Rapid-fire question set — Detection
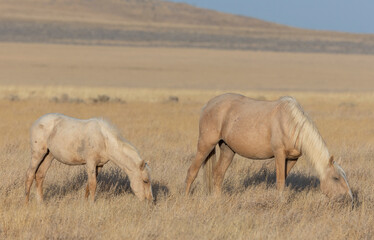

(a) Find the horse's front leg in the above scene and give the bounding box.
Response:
[86,162,98,202]
[85,166,102,199]
[274,150,286,191]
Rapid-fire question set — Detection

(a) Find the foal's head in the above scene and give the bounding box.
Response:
[130,161,154,202]
[320,156,353,201]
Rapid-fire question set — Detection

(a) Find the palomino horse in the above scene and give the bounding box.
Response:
[185,93,352,201]
[25,113,153,203]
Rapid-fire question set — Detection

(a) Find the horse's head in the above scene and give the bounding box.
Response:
[320,156,353,201]
[130,161,154,202]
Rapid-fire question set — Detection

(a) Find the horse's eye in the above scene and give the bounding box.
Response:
[333,177,339,181]
[143,180,149,184]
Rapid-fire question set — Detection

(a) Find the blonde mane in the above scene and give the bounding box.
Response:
[280,97,330,177]
[96,118,128,144]
[96,118,142,164]
[96,118,124,141]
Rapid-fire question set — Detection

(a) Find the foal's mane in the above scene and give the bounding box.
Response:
[279,97,330,177]
[97,118,123,140]
[96,118,136,150]
[95,118,144,169]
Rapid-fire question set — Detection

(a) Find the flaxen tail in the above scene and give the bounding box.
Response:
[203,146,216,193]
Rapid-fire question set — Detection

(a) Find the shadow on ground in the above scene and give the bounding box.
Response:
[242,167,320,192]
[351,190,361,208]
[152,181,170,202]
[44,170,88,201]
[43,168,169,202]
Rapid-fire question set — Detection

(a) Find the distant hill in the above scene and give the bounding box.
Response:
[0,0,373,54]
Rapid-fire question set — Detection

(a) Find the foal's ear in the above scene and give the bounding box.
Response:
[329,156,335,166]
[140,161,146,170]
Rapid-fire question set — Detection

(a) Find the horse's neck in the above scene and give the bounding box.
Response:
[299,126,330,178]
[283,98,331,178]
[107,140,141,174]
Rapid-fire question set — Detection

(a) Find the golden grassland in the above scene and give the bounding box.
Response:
[0,89,374,239]
[0,42,374,239]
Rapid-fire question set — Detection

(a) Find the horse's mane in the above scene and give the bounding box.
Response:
[96,118,123,139]
[96,118,138,152]
[279,96,330,177]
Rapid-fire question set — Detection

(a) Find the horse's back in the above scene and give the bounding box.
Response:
[32,113,61,127]
[201,93,279,127]
[199,94,292,159]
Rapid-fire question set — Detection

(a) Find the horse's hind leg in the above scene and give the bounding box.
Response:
[185,138,218,195]
[25,149,48,203]
[213,142,235,195]
[85,166,102,199]
[35,153,54,203]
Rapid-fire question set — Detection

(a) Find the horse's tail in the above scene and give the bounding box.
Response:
[203,146,216,193]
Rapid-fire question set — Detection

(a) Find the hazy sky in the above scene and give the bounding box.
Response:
[169,0,374,34]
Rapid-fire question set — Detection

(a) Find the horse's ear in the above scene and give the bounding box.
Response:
[329,156,334,166]
[140,161,146,170]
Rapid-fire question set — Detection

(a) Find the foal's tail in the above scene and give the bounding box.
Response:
[203,146,216,193]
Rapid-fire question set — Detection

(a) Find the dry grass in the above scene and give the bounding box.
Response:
[0,89,373,239]
[0,37,373,238]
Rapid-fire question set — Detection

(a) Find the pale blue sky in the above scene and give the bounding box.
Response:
[168,0,374,34]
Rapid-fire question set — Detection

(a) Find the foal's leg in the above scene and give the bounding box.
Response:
[274,150,286,191]
[213,142,235,195]
[85,166,102,199]
[285,159,298,179]
[185,139,217,195]
[86,162,99,202]
[25,149,48,203]
[35,153,54,203]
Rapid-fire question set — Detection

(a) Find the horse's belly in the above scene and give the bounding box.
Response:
[233,145,274,159]
[221,114,274,159]
[48,146,87,165]
[47,136,106,166]
[224,136,274,159]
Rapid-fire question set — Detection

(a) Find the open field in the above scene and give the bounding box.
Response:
[0,41,374,239]
[1,43,374,91]
[1,87,374,239]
